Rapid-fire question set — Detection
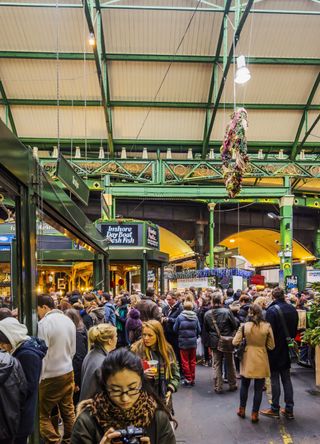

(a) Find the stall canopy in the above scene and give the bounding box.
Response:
[220,229,315,267]
[159,225,194,262]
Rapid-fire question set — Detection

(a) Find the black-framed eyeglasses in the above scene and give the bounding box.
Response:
[106,385,142,398]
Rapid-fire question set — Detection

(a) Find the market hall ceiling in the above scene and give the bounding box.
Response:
[0,0,319,163]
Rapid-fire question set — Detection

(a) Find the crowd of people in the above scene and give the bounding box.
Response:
[0,283,316,444]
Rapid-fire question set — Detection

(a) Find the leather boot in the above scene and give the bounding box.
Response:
[237,407,246,418]
[251,412,259,423]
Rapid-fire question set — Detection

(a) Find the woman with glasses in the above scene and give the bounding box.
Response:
[131,320,180,408]
[72,348,176,444]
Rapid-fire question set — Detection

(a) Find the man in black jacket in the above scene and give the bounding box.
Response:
[204,292,239,393]
[162,292,183,371]
[135,288,162,322]
[261,287,298,419]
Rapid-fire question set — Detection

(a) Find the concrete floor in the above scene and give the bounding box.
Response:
[174,365,320,444]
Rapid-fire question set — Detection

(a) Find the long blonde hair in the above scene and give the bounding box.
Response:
[131,319,176,379]
[88,324,117,349]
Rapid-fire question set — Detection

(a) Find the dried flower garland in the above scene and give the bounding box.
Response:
[221,108,249,198]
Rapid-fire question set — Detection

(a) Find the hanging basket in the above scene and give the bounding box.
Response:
[221,108,249,198]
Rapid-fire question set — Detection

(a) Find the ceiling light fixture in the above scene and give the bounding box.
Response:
[32,146,39,159]
[267,212,282,220]
[98,146,105,159]
[52,146,58,158]
[88,33,95,47]
[209,148,215,160]
[75,146,81,158]
[142,147,148,159]
[187,148,193,160]
[166,148,172,160]
[120,147,127,159]
[234,55,251,85]
[278,149,284,160]
[258,149,263,159]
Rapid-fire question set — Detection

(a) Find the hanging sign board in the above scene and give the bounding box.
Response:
[177,277,208,289]
[146,225,159,248]
[307,270,320,283]
[101,224,139,246]
[56,154,89,205]
[286,275,298,289]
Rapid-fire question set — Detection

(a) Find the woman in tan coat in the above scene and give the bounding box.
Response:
[233,304,275,423]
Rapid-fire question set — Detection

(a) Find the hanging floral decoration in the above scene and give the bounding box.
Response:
[221,108,249,198]
[167,267,253,281]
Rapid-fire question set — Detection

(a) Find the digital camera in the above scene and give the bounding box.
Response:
[111,426,146,444]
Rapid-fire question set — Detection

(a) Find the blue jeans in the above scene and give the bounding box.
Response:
[240,377,265,412]
[271,369,294,413]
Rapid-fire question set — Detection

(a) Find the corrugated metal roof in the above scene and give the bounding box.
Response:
[0,59,100,100]
[0,107,6,123]
[109,61,211,102]
[237,13,320,58]
[0,7,85,52]
[12,105,107,138]
[113,107,205,140]
[306,111,320,143]
[103,9,222,55]
[224,65,320,105]
[211,109,303,142]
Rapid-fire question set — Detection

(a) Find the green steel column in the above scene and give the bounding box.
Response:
[315,228,320,265]
[160,263,165,295]
[141,253,147,294]
[279,195,294,287]
[93,253,104,290]
[103,254,110,291]
[208,202,216,268]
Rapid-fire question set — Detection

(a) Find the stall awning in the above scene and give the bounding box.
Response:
[159,226,194,262]
[220,229,315,268]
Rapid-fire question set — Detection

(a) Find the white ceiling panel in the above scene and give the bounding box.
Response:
[0,59,100,100]
[237,13,320,58]
[305,111,320,143]
[109,61,212,102]
[103,9,222,55]
[113,107,205,140]
[223,65,320,105]
[211,110,303,142]
[12,106,107,138]
[0,7,87,52]
[0,107,6,124]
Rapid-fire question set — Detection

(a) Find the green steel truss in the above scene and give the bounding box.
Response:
[0,3,319,15]
[83,0,114,154]
[0,80,17,135]
[2,98,319,112]
[39,158,320,188]
[1,52,319,66]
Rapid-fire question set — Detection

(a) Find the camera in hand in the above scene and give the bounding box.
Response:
[111,426,146,443]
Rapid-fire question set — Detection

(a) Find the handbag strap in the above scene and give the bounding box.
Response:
[211,314,221,338]
[275,305,291,340]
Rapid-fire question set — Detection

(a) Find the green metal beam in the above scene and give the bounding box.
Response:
[299,113,320,151]
[83,0,114,154]
[0,2,319,15]
[106,185,290,199]
[2,51,319,66]
[0,80,17,135]
[3,98,319,111]
[290,72,320,160]
[202,0,254,158]
[204,0,232,140]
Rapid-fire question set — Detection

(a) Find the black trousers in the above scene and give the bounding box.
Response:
[240,376,265,412]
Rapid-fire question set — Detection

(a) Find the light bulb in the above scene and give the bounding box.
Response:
[235,55,251,85]
[98,146,105,159]
[187,148,193,160]
[32,146,39,159]
[121,147,127,159]
[142,147,148,159]
[166,148,172,160]
[52,146,58,158]
[89,33,95,47]
[75,146,81,158]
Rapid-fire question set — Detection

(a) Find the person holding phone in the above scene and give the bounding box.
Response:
[71,348,176,444]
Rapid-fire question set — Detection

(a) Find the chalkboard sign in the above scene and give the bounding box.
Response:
[147,225,159,248]
[101,224,139,246]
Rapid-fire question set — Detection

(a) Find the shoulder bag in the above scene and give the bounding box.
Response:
[212,317,234,353]
[275,305,299,363]
[234,325,246,361]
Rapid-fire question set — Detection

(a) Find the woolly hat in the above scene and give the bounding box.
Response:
[129,308,141,319]
[0,317,30,352]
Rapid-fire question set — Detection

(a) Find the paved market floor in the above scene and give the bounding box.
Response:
[174,365,320,444]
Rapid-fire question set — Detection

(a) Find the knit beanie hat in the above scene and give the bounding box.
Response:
[0,317,30,352]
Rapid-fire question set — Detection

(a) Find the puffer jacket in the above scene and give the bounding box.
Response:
[173,310,201,349]
[104,302,116,326]
[89,307,105,325]
[71,406,176,444]
[13,337,47,437]
[0,352,27,440]
[204,307,239,350]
